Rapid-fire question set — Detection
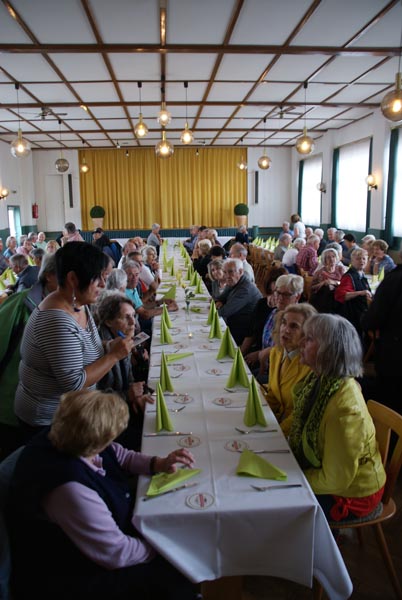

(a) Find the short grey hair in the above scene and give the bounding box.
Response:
[307,234,320,245]
[230,242,247,258]
[122,259,139,273]
[326,242,342,255]
[142,245,157,259]
[275,274,304,296]
[224,258,243,272]
[293,237,306,250]
[351,248,368,260]
[321,247,339,263]
[10,254,28,268]
[151,223,160,231]
[314,228,324,239]
[281,233,292,243]
[106,268,127,291]
[198,239,212,252]
[38,253,57,285]
[303,313,363,377]
[5,236,16,247]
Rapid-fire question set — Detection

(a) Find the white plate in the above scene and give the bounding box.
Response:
[174,395,194,404]
[174,364,191,372]
[206,368,223,375]
[177,435,201,448]
[224,439,249,452]
[185,492,215,510]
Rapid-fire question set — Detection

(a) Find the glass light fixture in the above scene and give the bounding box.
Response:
[381,72,402,122]
[257,118,272,170]
[80,141,90,174]
[134,81,149,138]
[55,119,69,173]
[180,81,194,145]
[0,187,10,200]
[296,82,314,155]
[157,100,172,127]
[10,83,31,158]
[316,182,326,193]
[366,174,378,190]
[237,137,247,170]
[155,129,174,158]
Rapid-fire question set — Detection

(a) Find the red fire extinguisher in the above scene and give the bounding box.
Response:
[32,203,39,219]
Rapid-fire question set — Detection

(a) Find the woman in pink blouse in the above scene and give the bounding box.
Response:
[310,248,346,313]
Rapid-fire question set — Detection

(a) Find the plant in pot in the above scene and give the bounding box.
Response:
[90,205,105,229]
[234,203,249,226]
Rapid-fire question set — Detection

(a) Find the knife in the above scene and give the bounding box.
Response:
[142,481,198,501]
[143,431,193,437]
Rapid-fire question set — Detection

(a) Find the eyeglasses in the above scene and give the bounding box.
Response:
[275,290,296,298]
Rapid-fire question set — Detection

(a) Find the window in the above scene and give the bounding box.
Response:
[391,128,402,237]
[299,155,322,226]
[335,138,370,231]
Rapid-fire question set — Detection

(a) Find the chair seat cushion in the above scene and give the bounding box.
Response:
[329,501,383,527]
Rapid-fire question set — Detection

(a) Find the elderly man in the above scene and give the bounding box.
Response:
[123,260,177,318]
[326,227,337,243]
[273,233,292,262]
[183,225,200,254]
[279,221,294,240]
[9,254,40,293]
[229,242,255,282]
[61,222,84,244]
[216,258,262,345]
[117,240,137,269]
[296,234,320,275]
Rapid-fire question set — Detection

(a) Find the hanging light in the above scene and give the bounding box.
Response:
[157,83,172,127]
[155,128,174,158]
[80,141,90,174]
[55,119,69,173]
[180,81,194,144]
[134,82,149,138]
[381,8,402,122]
[296,82,314,155]
[237,138,247,170]
[257,118,272,170]
[10,83,31,158]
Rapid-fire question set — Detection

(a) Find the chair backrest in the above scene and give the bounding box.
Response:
[367,400,402,504]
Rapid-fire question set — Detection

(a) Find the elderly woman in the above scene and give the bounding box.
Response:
[208,258,227,300]
[263,303,317,436]
[369,239,396,275]
[235,225,249,245]
[8,389,197,600]
[289,314,386,523]
[147,223,162,256]
[14,242,135,441]
[3,235,17,259]
[193,238,212,280]
[310,248,346,313]
[282,237,305,274]
[45,240,60,254]
[335,248,372,338]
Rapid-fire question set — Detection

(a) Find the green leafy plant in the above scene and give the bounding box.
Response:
[234,203,249,216]
[89,205,105,218]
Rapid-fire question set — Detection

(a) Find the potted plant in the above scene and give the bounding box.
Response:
[234,203,249,226]
[89,205,105,229]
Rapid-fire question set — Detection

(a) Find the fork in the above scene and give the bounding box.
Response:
[148,407,185,413]
[235,427,278,434]
[250,484,303,492]
[236,449,290,454]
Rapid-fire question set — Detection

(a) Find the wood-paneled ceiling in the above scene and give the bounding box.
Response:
[0,0,401,151]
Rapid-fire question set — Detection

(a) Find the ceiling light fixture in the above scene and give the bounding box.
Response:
[157,83,172,127]
[134,81,149,138]
[381,6,402,121]
[10,83,31,159]
[55,119,69,173]
[80,141,90,174]
[237,138,247,170]
[125,149,129,158]
[80,104,89,113]
[180,81,193,145]
[0,187,10,200]
[296,82,314,155]
[257,118,272,170]
[155,128,174,158]
[116,140,121,149]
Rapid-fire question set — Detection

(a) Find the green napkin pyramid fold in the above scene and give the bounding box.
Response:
[146,467,202,497]
[244,376,267,427]
[216,327,236,360]
[225,347,249,388]
[187,265,193,281]
[159,351,174,392]
[162,303,173,328]
[160,319,173,344]
[155,382,174,432]
[207,300,217,325]
[236,449,287,480]
[163,285,176,300]
[169,260,175,277]
[190,272,198,286]
[208,310,222,339]
[165,352,193,363]
[195,277,203,294]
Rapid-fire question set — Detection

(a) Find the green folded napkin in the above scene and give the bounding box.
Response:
[170,261,175,277]
[190,272,198,286]
[160,351,174,392]
[208,311,222,339]
[195,278,203,294]
[162,303,173,328]
[207,300,217,325]
[236,449,287,481]
[190,306,202,313]
[226,347,249,388]
[160,319,173,344]
[163,285,176,300]
[216,327,236,360]
[195,295,208,301]
[187,265,193,281]
[165,352,193,362]
[244,376,267,427]
[156,382,174,432]
[146,468,202,497]
[0,268,16,284]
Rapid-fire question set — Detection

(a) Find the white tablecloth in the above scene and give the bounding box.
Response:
[133,247,353,599]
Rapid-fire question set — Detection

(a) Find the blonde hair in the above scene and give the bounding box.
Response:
[49,390,129,457]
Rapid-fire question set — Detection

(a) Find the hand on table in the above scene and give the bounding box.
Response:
[155,449,195,474]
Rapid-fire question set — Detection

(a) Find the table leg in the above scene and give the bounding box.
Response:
[201,576,243,600]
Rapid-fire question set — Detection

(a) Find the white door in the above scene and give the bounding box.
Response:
[44,175,65,232]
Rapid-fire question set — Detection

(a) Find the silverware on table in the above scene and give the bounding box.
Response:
[148,406,185,413]
[143,431,193,437]
[235,427,278,434]
[236,449,290,454]
[143,481,199,501]
[250,484,303,492]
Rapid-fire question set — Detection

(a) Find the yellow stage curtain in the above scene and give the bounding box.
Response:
[79,147,247,230]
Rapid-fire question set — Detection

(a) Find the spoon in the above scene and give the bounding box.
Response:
[250,484,302,492]
[235,427,278,434]
[148,406,185,413]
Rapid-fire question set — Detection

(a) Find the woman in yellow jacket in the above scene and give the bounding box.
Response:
[263,303,317,436]
[289,313,386,523]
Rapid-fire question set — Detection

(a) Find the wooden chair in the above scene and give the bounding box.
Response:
[302,275,313,302]
[316,400,402,599]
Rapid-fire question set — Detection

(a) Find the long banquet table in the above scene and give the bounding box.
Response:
[133,242,353,600]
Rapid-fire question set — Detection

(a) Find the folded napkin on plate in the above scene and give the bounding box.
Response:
[160,319,173,344]
[216,327,236,360]
[226,347,249,388]
[195,295,208,301]
[146,468,202,497]
[244,376,267,427]
[208,310,222,339]
[155,382,174,432]
[190,306,202,313]
[207,300,217,325]
[160,351,174,392]
[165,352,193,363]
[162,303,173,328]
[163,285,176,300]
[236,449,287,481]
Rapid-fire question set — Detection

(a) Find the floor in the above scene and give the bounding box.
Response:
[241,473,402,600]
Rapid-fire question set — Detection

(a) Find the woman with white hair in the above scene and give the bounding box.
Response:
[310,248,346,313]
[146,223,162,256]
[289,313,386,523]
[282,237,305,274]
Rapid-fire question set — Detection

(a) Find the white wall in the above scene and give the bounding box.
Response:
[0,141,35,232]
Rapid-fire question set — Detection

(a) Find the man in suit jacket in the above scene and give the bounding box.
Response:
[9,254,39,293]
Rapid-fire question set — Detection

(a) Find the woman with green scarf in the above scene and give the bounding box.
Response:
[288,313,386,523]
